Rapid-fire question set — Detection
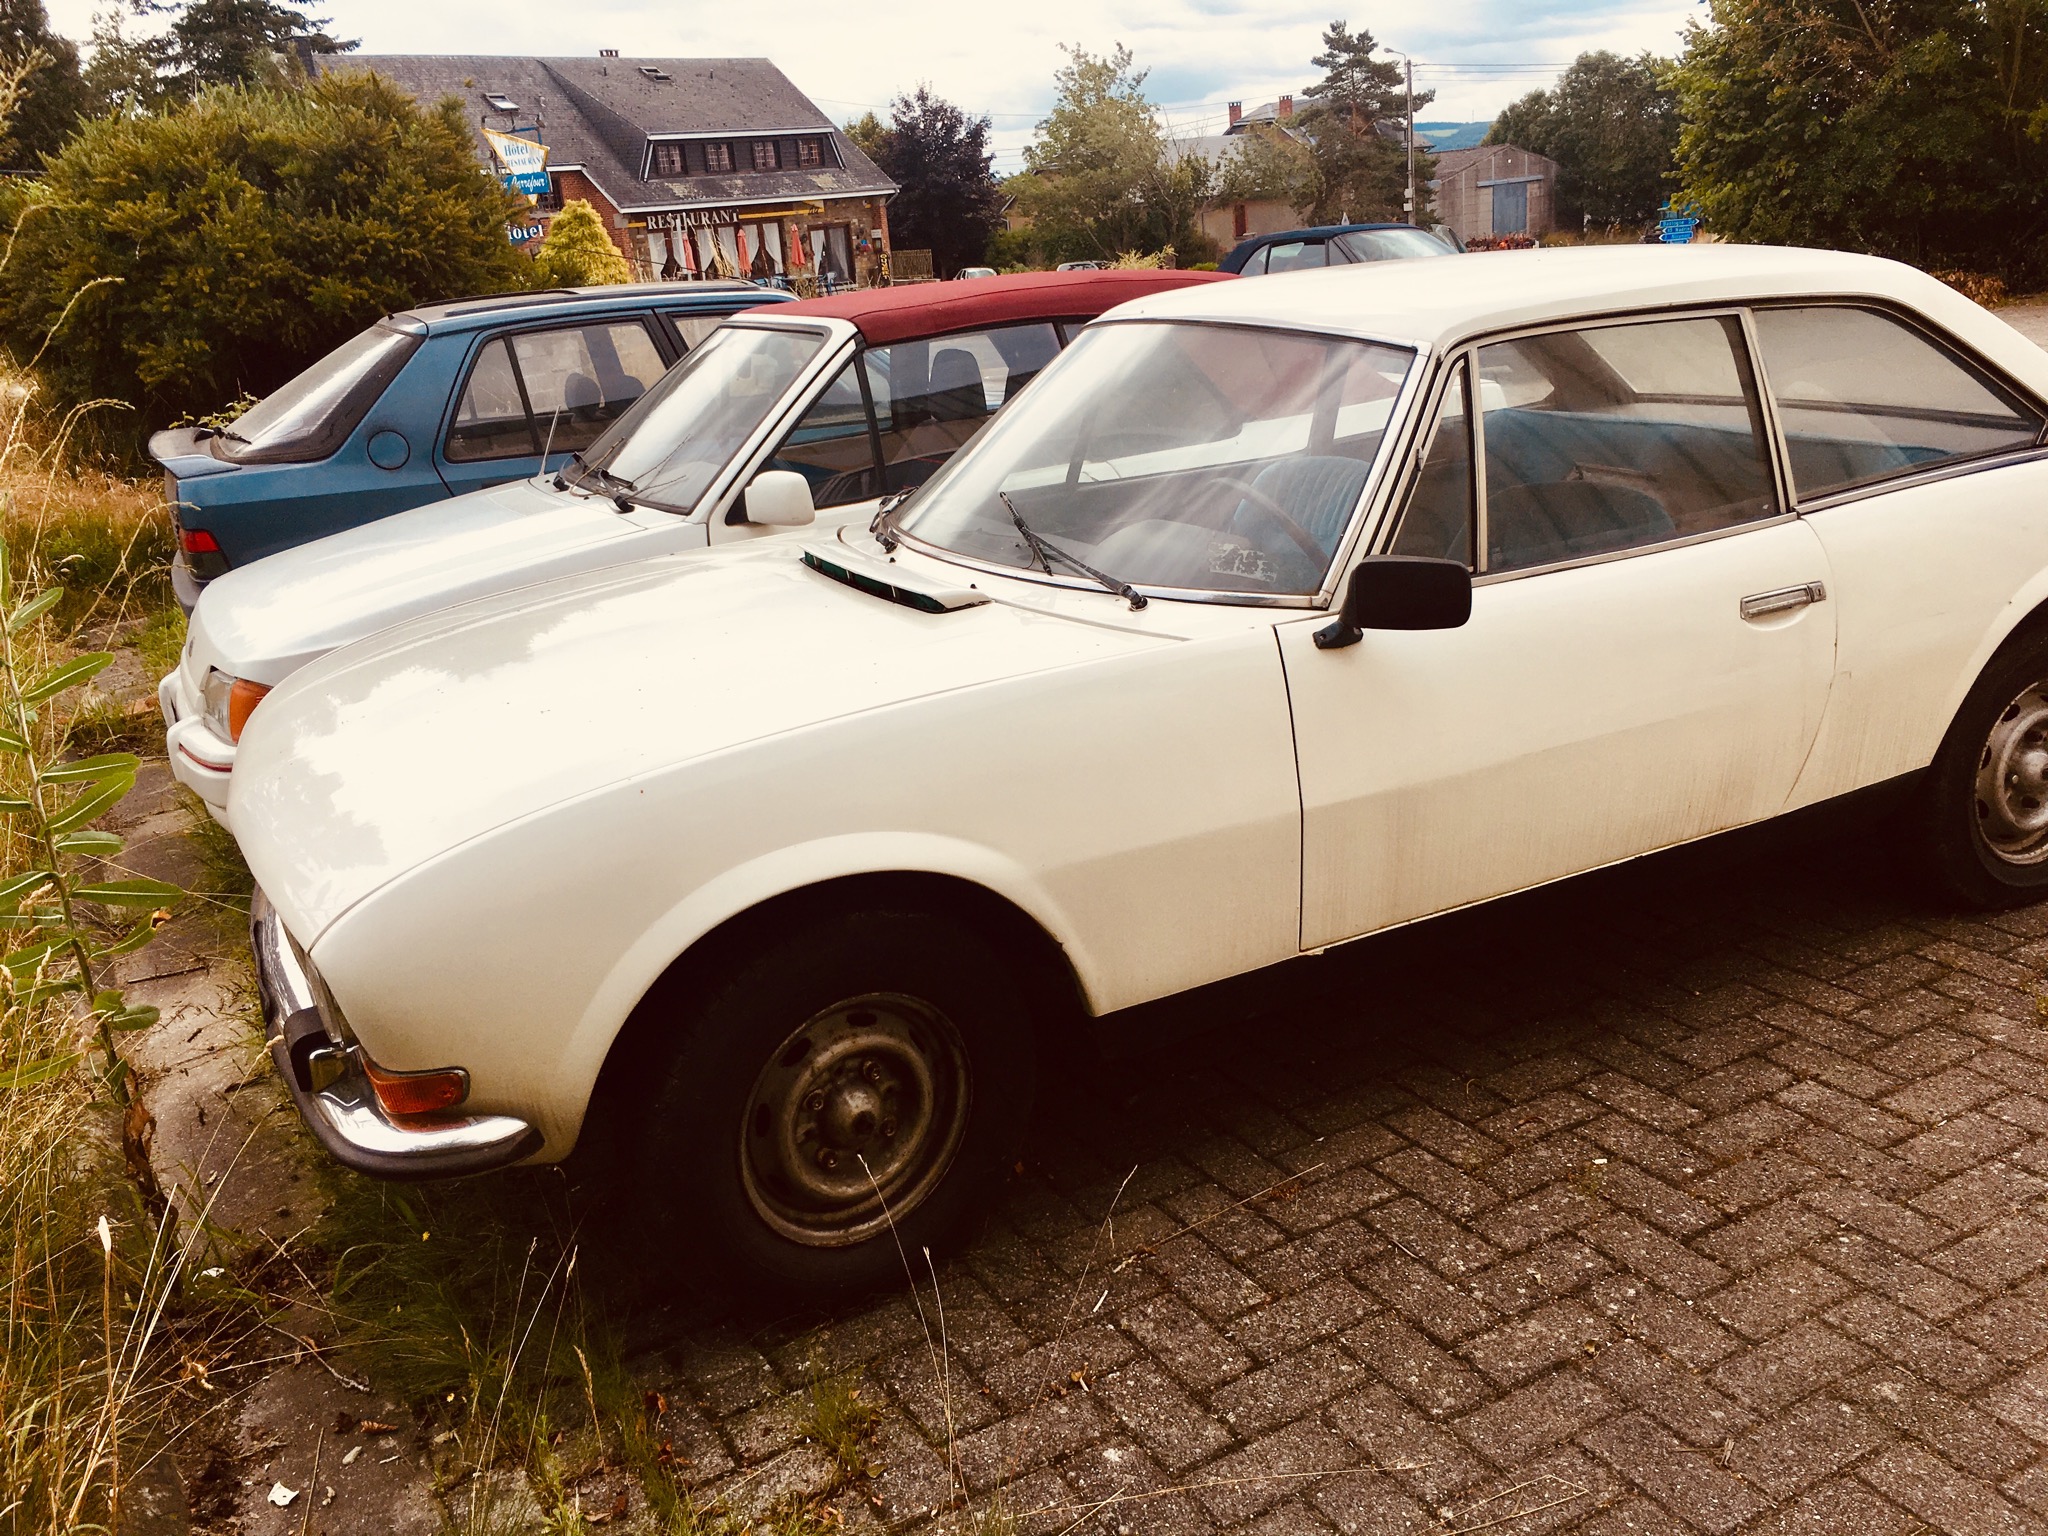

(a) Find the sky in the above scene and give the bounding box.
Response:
[39,0,1708,175]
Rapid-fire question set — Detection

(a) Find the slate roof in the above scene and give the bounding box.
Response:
[317,55,895,214]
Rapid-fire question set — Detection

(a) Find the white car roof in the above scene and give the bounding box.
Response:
[1102,244,2048,391]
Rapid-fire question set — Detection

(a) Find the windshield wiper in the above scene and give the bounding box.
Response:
[561,452,638,512]
[871,486,916,551]
[998,491,1147,611]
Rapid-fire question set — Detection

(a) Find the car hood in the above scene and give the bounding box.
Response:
[188,477,654,684]
[231,541,1169,941]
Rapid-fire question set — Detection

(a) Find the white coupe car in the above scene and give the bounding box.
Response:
[236,246,2048,1297]
[159,270,1220,825]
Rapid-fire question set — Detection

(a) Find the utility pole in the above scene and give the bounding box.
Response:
[1404,55,1416,227]
[1386,48,1418,226]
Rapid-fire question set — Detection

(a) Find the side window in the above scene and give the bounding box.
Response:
[511,322,667,455]
[664,312,726,352]
[873,323,1063,493]
[1751,305,2044,502]
[1263,239,1327,274]
[445,339,536,462]
[1479,314,1777,574]
[1390,360,1474,565]
[764,357,879,508]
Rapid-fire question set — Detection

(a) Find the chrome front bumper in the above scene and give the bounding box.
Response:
[250,888,542,1180]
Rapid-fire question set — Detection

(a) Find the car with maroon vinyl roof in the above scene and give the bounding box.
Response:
[161,269,1231,826]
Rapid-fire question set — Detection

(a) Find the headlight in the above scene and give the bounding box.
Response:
[200,668,270,743]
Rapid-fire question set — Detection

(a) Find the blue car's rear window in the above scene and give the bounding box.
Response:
[214,323,422,465]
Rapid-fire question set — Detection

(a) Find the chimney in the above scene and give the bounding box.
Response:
[1227,101,1242,127]
[1278,95,1293,119]
[599,48,619,57]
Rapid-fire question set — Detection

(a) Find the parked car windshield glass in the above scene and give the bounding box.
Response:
[215,323,421,464]
[897,321,1414,597]
[571,324,828,512]
[1334,227,1453,262]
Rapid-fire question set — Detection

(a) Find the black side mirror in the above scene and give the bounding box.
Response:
[1314,555,1472,649]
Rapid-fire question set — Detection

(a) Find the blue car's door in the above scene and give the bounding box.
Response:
[435,315,674,499]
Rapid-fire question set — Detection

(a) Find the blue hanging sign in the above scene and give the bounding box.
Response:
[484,128,551,199]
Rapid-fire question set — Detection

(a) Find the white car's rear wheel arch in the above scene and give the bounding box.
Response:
[1925,624,2048,906]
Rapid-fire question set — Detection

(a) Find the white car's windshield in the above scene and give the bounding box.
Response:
[897,321,1415,597]
[573,325,828,512]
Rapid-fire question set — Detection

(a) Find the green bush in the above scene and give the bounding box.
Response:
[529,198,632,286]
[0,70,534,440]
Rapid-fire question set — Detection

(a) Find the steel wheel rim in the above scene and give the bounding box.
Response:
[738,992,971,1247]
[1976,680,2048,865]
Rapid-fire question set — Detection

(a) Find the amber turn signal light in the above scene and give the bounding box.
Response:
[363,1060,469,1117]
[226,678,270,742]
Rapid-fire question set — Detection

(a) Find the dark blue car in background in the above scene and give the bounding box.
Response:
[150,281,790,608]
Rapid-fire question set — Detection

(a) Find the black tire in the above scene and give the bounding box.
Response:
[1924,627,2048,907]
[632,908,1036,1300]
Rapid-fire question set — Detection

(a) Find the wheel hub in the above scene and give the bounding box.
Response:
[1975,682,2048,864]
[739,993,970,1247]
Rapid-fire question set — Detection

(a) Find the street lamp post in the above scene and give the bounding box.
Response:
[1385,48,1418,227]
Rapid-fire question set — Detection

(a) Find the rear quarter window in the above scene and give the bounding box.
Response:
[1751,305,2044,501]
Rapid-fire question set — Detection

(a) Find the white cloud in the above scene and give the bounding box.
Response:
[40,0,1701,170]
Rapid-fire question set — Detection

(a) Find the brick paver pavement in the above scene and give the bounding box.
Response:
[627,809,2048,1535]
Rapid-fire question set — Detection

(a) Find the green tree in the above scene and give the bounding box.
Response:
[1487,51,1677,227]
[161,0,354,92]
[530,198,631,286]
[868,87,1005,277]
[842,110,886,162]
[1009,44,1165,260]
[1670,0,2048,276]
[0,71,532,433]
[1290,20,1433,223]
[0,0,87,168]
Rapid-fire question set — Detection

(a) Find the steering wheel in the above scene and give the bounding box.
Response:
[1216,476,1330,569]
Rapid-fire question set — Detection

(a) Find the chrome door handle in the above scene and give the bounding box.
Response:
[1740,581,1826,621]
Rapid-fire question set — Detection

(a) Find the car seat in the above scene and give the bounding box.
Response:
[1229,455,1373,557]
[1486,480,1673,571]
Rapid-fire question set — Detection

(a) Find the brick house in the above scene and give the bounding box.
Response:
[1179,96,1305,254]
[317,54,898,287]
[1431,143,1558,244]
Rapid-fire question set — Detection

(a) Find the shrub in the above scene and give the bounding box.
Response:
[528,199,632,286]
[1932,269,2009,308]
[0,70,534,442]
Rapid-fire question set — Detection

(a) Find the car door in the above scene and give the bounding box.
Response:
[437,317,671,499]
[1280,310,1838,949]
[1741,303,2048,807]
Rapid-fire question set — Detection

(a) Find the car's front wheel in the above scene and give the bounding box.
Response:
[1925,629,2048,907]
[634,907,1036,1299]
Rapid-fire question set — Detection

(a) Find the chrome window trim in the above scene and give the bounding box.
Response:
[1372,305,1792,585]
[893,321,1429,610]
[1794,442,2048,515]
[1746,297,2048,510]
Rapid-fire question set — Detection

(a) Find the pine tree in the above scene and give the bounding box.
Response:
[161,0,354,93]
[0,0,87,167]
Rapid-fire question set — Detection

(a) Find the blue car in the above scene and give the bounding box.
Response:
[1218,223,1459,275]
[150,281,790,608]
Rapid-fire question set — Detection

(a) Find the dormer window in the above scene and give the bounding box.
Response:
[651,142,684,177]
[797,137,823,168]
[703,142,734,173]
[483,92,519,114]
[638,66,671,81]
[750,140,780,172]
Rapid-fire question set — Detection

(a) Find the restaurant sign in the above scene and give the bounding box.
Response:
[639,202,826,232]
[484,128,551,199]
